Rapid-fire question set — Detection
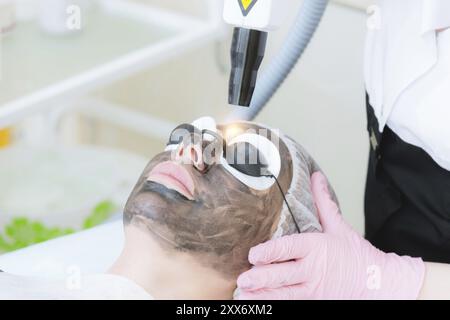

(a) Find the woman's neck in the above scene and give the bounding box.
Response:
[108,225,236,300]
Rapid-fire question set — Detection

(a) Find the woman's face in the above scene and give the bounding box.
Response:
[124,120,293,278]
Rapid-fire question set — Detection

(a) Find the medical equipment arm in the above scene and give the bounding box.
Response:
[224,0,329,115]
[236,172,425,300]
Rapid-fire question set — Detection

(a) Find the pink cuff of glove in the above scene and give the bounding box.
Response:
[377,254,425,300]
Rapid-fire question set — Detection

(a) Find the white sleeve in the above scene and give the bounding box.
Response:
[422,0,450,33]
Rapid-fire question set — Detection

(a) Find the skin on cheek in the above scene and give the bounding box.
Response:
[126,174,285,278]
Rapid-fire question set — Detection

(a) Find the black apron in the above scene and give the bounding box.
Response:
[365,95,450,263]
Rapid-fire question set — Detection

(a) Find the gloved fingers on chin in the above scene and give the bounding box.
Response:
[237,284,310,300]
[237,260,307,291]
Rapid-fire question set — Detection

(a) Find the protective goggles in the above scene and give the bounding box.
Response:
[165,123,282,191]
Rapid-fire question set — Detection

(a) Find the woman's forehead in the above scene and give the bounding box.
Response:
[217,121,267,133]
[217,122,274,140]
[217,122,286,152]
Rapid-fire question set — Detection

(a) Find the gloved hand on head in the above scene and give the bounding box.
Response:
[237,172,425,300]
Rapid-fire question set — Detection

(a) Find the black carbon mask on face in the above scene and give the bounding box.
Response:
[123,122,293,279]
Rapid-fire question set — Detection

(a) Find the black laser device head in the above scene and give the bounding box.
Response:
[228,27,268,107]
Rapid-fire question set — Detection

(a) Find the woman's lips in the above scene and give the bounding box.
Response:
[147,161,195,200]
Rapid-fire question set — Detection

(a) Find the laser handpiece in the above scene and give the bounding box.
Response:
[229,27,267,107]
[224,0,290,107]
[223,0,329,115]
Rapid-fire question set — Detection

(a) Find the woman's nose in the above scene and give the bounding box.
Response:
[176,143,206,172]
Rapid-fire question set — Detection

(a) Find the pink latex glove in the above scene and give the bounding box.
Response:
[237,172,425,300]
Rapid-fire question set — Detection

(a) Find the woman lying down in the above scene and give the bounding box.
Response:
[0,117,338,300]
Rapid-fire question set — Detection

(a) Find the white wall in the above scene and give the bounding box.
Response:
[85,1,370,233]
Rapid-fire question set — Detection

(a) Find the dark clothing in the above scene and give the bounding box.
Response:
[365,96,450,263]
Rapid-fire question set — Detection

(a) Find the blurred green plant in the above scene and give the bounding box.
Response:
[0,200,117,253]
[83,200,117,229]
[0,218,74,252]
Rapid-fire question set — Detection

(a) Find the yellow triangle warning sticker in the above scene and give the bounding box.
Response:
[238,0,258,16]
[241,0,254,10]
